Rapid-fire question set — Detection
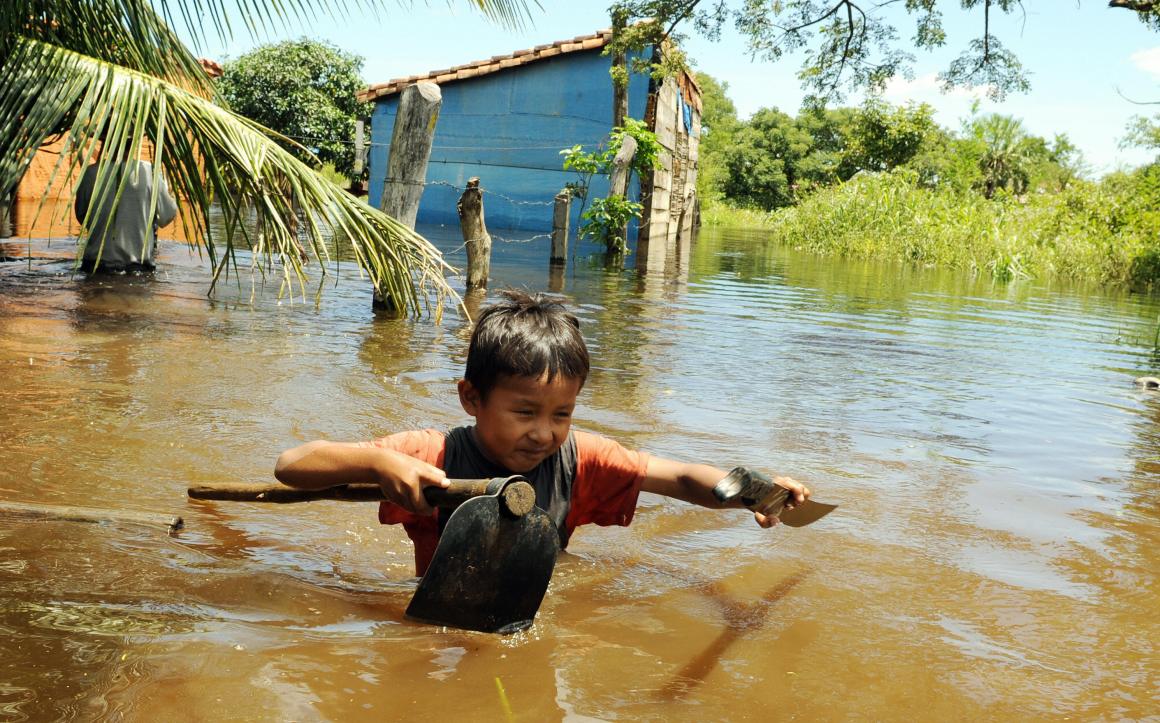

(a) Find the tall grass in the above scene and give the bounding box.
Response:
[705,170,1160,286]
[699,199,773,229]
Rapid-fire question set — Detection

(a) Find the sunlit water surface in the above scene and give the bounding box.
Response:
[1,221,1157,721]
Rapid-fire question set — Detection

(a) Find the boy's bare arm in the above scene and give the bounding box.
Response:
[274,440,447,514]
[641,456,810,528]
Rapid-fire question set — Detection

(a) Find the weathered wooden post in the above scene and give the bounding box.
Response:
[375,81,442,311]
[350,118,367,196]
[608,134,637,249]
[353,119,366,178]
[608,135,637,198]
[458,177,490,290]
[550,190,570,266]
[380,82,441,227]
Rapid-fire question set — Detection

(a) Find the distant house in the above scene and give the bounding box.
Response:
[359,29,702,243]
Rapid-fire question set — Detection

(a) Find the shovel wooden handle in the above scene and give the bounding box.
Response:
[188,478,536,516]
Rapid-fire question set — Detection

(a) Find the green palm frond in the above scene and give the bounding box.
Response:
[1,0,217,97]
[6,0,541,55]
[0,36,455,317]
[462,0,539,29]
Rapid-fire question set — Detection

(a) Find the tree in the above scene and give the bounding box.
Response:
[720,108,813,209]
[970,113,1034,198]
[610,1,1159,104]
[1124,113,1160,154]
[0,0,530,314]
[219,39,370,180]
[841,100,940,177]
[693,72,739,200]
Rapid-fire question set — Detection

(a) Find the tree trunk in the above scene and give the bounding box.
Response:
[612,60,628,130]
[458,177,490,290]
[611,11,629,129]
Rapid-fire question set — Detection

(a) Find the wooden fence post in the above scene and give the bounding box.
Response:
[608,135,637,198]
[607,134,637,248]
[353,119,366,177]
[550,190,570,266]
[380,81,441,226]
[458,177,490,290]
[375,81,442,311]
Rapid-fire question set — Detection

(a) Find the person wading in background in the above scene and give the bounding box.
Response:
[74,149,178,274]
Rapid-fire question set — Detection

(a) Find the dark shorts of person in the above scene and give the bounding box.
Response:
[80,259,156,275]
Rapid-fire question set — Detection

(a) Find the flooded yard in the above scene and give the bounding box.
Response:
[1,224,1157,720]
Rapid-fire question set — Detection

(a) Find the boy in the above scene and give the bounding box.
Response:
[275,290,809,575]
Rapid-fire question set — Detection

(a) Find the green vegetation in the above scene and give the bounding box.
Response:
[561,118,661,254]
[766,169,1160,285]
[218,39,371,181]
[619,3,1160,287]
[692,68,1160,287]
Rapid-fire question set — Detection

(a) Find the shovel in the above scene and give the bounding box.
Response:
[189,476,560,634]
[405,475,559,633]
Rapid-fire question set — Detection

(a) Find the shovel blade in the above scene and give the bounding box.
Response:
[405,495,560,633]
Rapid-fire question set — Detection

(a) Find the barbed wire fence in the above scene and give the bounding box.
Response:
[273,130,589,274]
[410,179,556,256]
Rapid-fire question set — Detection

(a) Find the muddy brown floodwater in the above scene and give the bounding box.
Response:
[0,219,1157,721]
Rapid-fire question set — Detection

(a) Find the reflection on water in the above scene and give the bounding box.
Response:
[1,221,1158,720]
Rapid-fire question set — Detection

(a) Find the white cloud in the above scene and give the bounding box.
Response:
[1130,47,1160,78]
[882,73,991,102]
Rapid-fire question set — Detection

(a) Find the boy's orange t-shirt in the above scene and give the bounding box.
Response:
[362,429,649,575]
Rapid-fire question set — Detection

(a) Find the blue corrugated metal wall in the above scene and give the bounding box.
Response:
[367,48,651,233]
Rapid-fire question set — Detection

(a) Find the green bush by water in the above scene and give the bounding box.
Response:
[704,168,1160,287]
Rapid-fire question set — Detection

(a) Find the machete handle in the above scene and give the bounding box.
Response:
[711,466,792,516]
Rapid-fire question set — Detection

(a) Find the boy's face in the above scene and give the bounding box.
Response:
[458,372,582,473]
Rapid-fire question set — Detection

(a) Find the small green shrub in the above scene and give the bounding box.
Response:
[579,195,643,255]
[560,118,660,254]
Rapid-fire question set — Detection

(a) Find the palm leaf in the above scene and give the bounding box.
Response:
[462,0,539,29]
[1,0,217,97]
[0,36,455,317]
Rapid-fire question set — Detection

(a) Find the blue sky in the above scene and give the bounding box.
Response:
[189,2,1160,175]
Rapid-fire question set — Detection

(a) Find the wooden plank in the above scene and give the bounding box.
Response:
[0,500,182,534]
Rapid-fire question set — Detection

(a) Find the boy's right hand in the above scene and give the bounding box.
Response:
[376,449,449,515]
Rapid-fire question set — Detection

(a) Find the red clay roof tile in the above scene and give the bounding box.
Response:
[357,28,614,102]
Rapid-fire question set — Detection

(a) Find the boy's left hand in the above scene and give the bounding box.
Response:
[753,476,810,528]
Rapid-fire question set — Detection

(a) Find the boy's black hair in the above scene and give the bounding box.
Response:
[465,289,589,398]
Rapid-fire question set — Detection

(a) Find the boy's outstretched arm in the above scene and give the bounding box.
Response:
[641,456,810,528]
[274,440,447,514]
